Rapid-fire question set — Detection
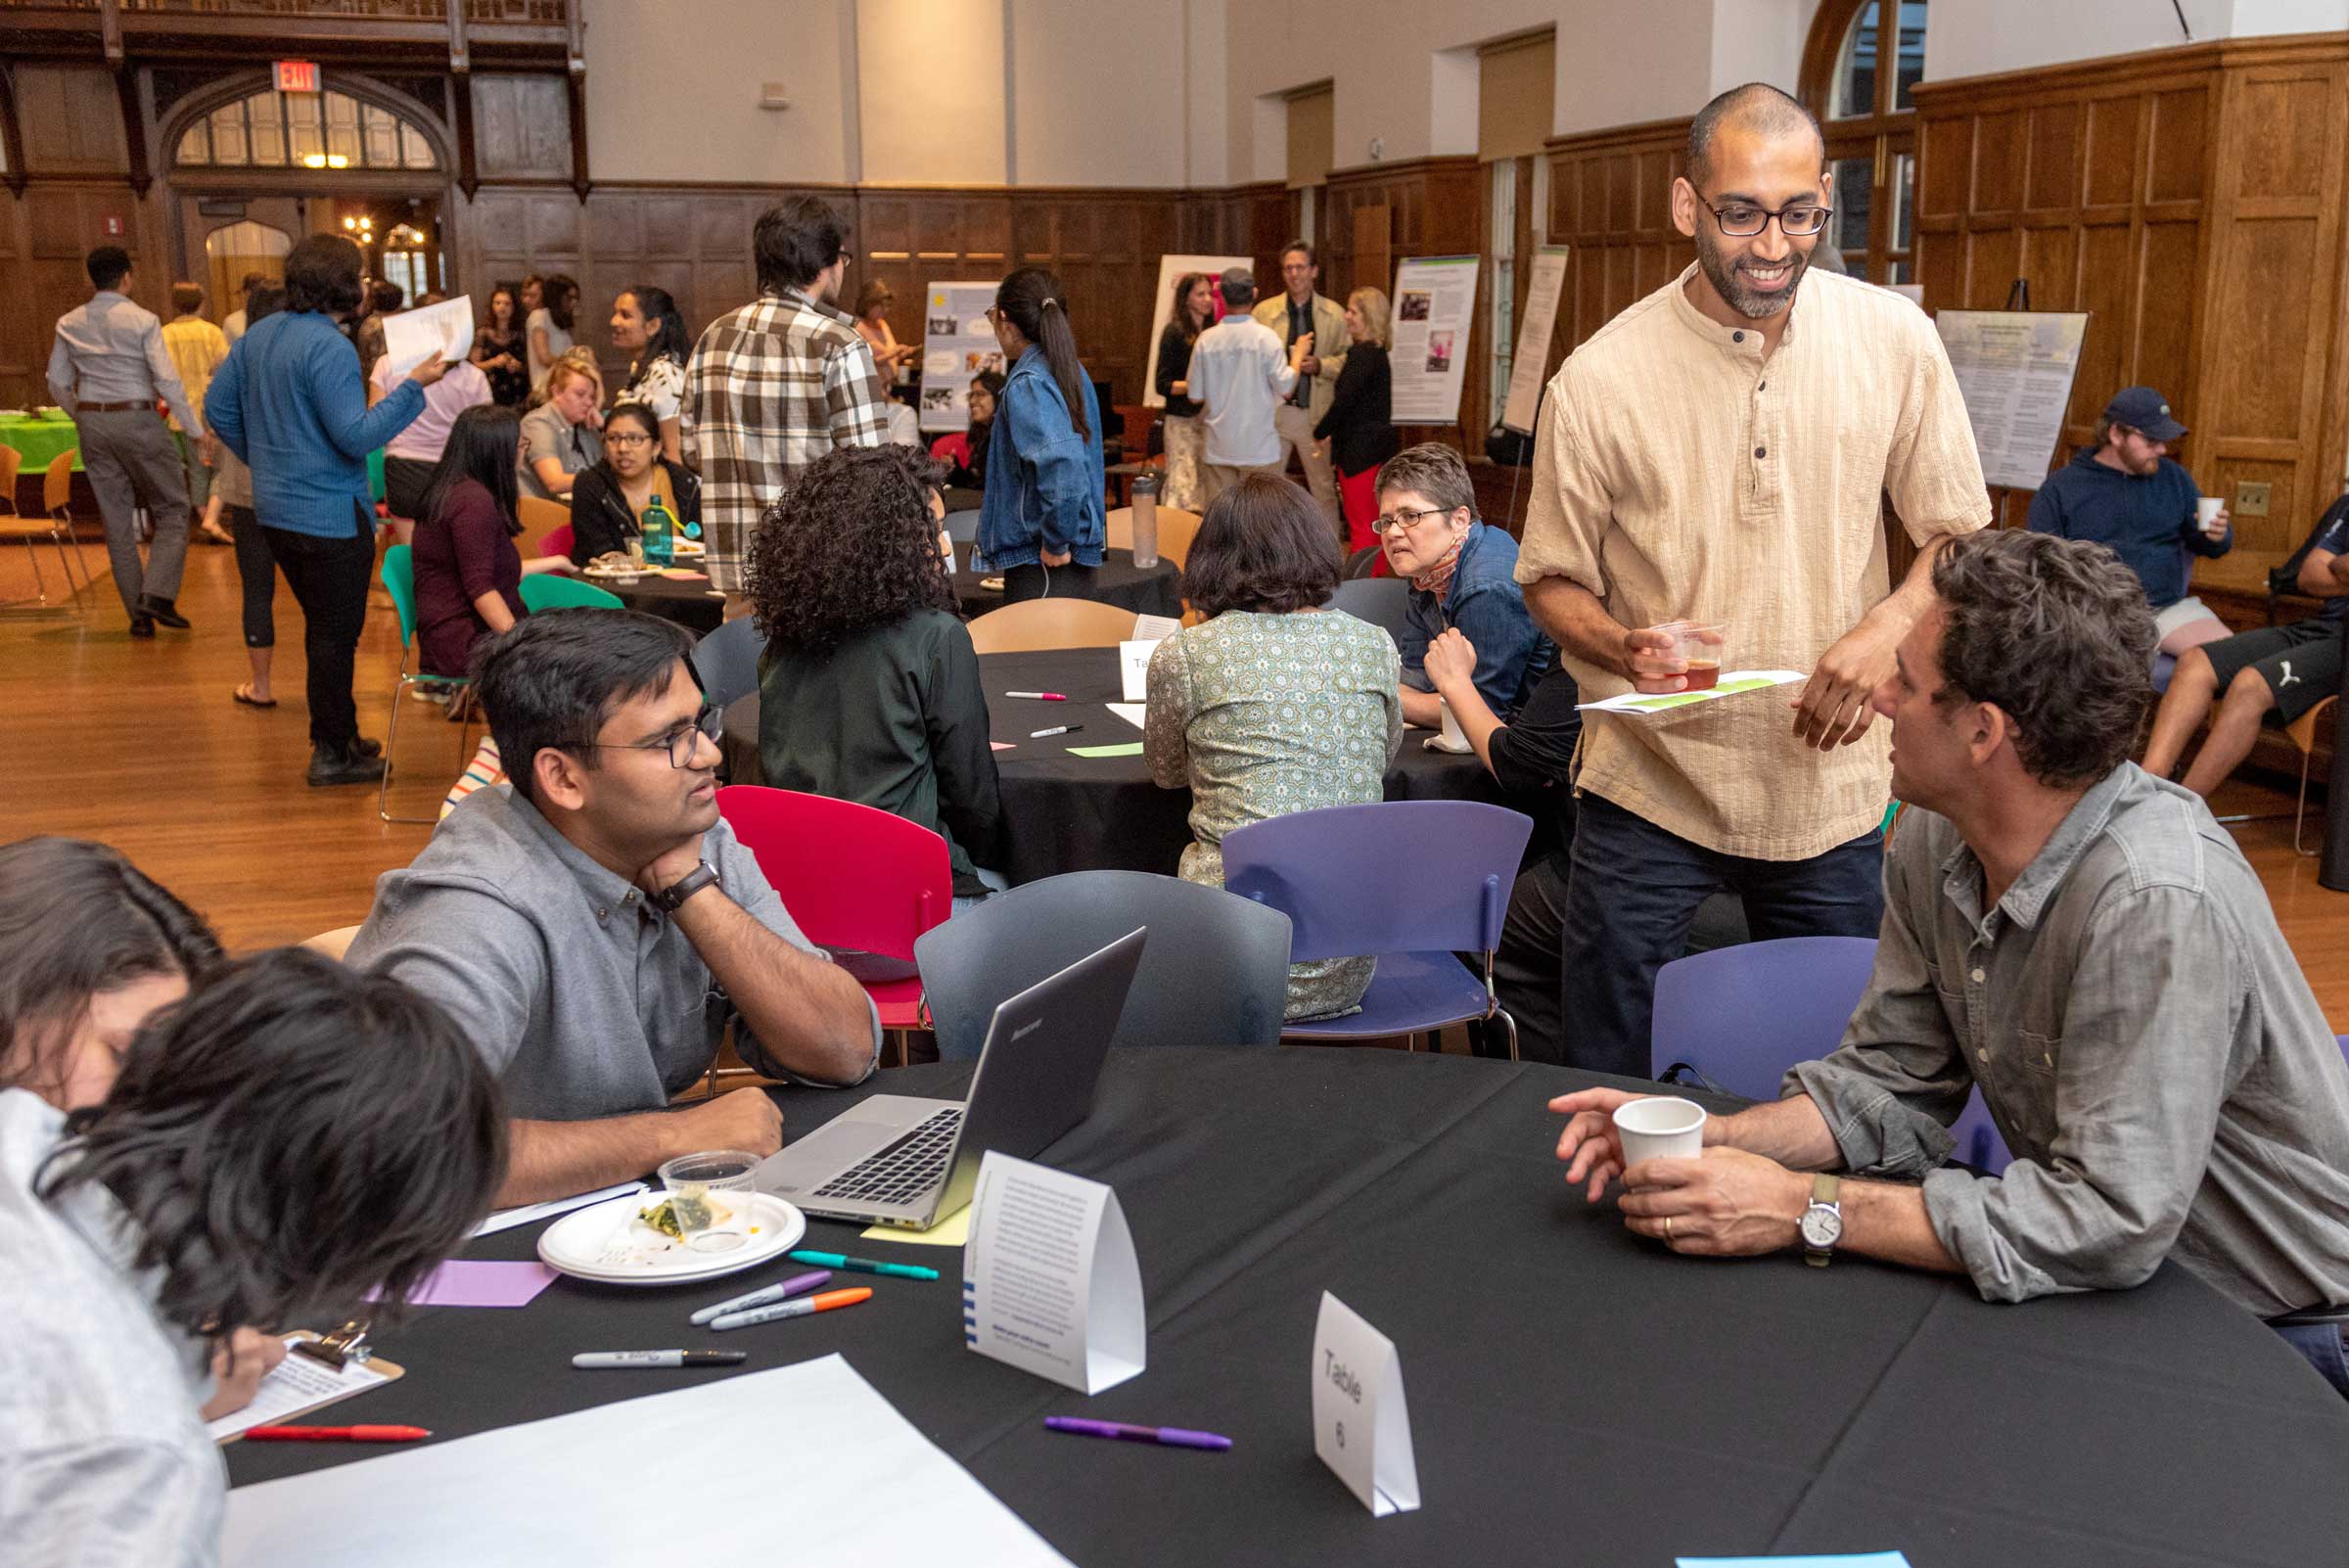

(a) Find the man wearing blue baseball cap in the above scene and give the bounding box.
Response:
[2026,385,2233,660]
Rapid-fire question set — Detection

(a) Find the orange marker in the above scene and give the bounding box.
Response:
[708,1285,873,1331]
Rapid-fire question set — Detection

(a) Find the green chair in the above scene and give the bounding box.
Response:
[379,544,478,825]
[518,575,625,612]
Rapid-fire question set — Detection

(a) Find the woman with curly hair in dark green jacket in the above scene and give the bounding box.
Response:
[748,443,1007,906]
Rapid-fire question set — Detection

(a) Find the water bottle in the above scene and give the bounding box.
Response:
[639,494,674,567]
[1130,470,1160,569]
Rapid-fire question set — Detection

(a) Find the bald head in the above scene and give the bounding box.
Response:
[1687,83,1822,189]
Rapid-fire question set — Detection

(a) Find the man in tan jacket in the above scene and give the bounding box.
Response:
[1250,241,1347,526]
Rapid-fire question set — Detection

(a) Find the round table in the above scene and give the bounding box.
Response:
[721,646,1500,885]
[955,544,1183,623]
[224,1048,2349,1566]
[0,412,83,475]
[596,569,727,633]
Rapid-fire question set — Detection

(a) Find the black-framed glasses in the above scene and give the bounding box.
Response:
[571,703,723,769]
[604,432,654,448]
[1700,195,1832,238]
[1370,506,1454,536]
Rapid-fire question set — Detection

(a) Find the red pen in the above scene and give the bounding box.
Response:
[1002,691,1067,701]
[243,1424,431,1443]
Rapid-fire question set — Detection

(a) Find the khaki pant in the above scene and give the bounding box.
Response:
[1161,414,1204,511]
[1273,402,1340,523]
[1199,460,1286,505]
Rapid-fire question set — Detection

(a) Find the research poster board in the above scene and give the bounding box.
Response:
[920,281,1008,434]
[1389,254,1481,426]
[1933,309,2091,490]
[1500,244,1570,434]
[1140,254,1255,408]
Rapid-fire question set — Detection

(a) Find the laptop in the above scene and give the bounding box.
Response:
[755,927,1146,1230]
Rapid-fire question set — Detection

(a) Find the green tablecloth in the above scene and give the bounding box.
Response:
[0,414,82,475]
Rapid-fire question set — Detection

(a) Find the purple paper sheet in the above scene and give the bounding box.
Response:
[367,1259,560,1308]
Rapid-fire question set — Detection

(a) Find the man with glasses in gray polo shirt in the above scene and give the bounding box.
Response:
[350,610,881,1207]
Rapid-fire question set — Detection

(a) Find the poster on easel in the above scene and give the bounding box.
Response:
[1388,254,1480,426]
[1141,254,1255,408]
[919,282,1008,435]
[1501,244,1569,435]
[1933,309,2090,490]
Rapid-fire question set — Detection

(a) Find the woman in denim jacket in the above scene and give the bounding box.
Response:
[976,267,1106,601]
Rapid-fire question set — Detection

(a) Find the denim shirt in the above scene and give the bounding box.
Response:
[205,308,425,536]
[1398,522,1557,717]
[976,345,1105,572]
[1787,764,2349,1317]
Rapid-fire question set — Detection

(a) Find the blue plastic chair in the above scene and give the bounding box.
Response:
[377,543,478,825]
[1221,800,1534,1055]
[691,614,764,710]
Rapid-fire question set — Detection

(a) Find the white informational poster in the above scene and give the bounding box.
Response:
[381,295,474,381]
[1388,254,1481,426]
[962,1151,1145,1396]
[1141,254,1254,408]
[1501,244,1570,434]
[920,281,1007,435]
[1933,309,2091,490]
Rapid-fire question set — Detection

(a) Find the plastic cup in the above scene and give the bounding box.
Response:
[1658,622,1729,690]
[655,1149,762,1252]
[2197,497,2225,537]
[1613,1096,1707,1169]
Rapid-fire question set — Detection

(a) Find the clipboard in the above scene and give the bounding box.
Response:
[207,1327,407,1445]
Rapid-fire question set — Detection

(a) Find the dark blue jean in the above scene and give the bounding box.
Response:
[1556,794,1886,1079]
[2273,1320,2349,1400]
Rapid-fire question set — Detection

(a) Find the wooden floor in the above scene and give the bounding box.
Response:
[11,533,2349,1029]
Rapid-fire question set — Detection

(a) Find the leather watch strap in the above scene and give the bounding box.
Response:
[653,859,718,913]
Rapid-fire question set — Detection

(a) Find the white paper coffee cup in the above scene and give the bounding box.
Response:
[2197,497,2224,535]
[1613,1096,1707,1168]
[1437,699,1469,752]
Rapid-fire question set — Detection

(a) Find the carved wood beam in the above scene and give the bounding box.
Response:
[115,65,151,197]
[98,0,122,66]
[447,0,471,74]
[451,77,480,201]
[0,67,27,197]
[566,1,588,202]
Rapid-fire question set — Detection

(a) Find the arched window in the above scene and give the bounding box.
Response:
[1800,0,1926,286]
[174,86,439,172]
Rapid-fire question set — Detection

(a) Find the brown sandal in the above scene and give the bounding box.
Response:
[232,684,278,709]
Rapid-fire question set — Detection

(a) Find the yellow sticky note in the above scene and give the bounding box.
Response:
[858,1206,972,1247]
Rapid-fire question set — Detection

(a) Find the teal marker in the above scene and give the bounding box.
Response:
[786,1249,940,1281]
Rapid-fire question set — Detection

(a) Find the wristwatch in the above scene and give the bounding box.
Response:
[651,858,719,913]
[1800,1174,1843,1267]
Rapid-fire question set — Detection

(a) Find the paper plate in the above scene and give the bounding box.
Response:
[537,1190,805,1285]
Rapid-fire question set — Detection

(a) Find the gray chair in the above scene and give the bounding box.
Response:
[690,614,764,710]
[1328,576,1412,646]
[944,507,982,543]
[912,870,1292,1060]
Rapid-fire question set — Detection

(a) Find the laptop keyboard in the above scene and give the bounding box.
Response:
[812,1108,963,1204]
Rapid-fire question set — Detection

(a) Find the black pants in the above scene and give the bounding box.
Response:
[226,504,275,648]
[1000,560,1100,603]
[383,454,437,522]
[261,516,374,752]
[1490,853,1572,1065]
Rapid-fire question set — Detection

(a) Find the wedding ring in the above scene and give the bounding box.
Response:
[1663,1216,1674,1239]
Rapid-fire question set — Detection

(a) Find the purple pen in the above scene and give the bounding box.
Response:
[689,1269,831,1327]
[1044,1416,1232,1452]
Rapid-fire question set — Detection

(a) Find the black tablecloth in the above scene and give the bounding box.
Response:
[721,647,1498,884]
[955,545,1183,622]
[598,571,726,633]
[225,1049,2349,1565]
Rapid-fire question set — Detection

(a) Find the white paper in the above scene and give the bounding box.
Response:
[1933,309,2090,489]
[1312,1292,1419,1517]
[381,296,475,382]
[223,1355,1073,1567]
[207,1336,392,1443]
[1389,254,1481,426]
[1576,669,1806,715]
[962,1151,1145,1396]
[1140,254,1254,408]
[470,1179,646,1238]
[1130,614,1182,641]
[1501,245,1569,434]
[920,281,1006,433]
[1119,639,1163,702]
[1106,702,1148,729]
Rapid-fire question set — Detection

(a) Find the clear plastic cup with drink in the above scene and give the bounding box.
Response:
[1656,621,1730,690]
[654,1149,761,1252]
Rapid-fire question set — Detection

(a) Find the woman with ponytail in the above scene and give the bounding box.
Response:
[977,267,1107,601]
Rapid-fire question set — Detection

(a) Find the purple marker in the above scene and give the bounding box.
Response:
[689,1269,831,1327]
[1044,1416,1232,1452]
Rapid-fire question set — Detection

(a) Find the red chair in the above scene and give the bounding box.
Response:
[715,786,951,1046]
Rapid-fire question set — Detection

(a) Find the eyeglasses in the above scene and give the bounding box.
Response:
[1370,507,1453,535]
[571,703,724,769]
[1699,195,1832,238]
[605,433,654,448]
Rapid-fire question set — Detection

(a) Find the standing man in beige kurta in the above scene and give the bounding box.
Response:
[1514,83,1991,1077]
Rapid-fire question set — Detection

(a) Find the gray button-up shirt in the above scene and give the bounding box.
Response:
[349,786,879,1121]
[1788,763,2349,1317]
[46,291,201,434]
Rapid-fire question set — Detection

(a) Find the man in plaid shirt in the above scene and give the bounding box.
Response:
[682,195,890,595]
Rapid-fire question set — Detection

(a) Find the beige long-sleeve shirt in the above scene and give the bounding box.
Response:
[1515,265,1991,860]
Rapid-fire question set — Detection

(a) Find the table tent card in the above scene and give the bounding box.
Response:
[1119,640,1162,702]
[1312,1291,1420,1517]
[963,1151,1145,1395]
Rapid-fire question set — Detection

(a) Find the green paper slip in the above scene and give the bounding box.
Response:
[1069,742,1145,758]
[1617,676,1781,713]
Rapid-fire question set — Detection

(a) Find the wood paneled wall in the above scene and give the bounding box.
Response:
[1318,156,1486,450]
[1543,117,1695,362]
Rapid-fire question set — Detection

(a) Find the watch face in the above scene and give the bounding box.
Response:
[1801,1205,1842,1249]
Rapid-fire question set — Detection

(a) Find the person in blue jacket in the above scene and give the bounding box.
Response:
[976,267,1105,603]
[207,233,445,786]
[2026,385,2232,662]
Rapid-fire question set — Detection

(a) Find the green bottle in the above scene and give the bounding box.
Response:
[639,494,674,566]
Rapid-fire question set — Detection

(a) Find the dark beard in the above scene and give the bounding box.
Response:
[1694,226,1807,321]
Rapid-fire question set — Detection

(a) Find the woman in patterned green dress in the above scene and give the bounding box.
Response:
[1144,476,1403,1019]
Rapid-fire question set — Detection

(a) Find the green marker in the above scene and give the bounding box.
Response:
[786,1249,940,1281]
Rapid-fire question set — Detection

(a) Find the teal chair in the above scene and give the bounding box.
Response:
[379,544,478,825]
[518,575,624,612]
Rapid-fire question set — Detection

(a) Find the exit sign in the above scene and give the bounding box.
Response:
[274,60,320,94]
